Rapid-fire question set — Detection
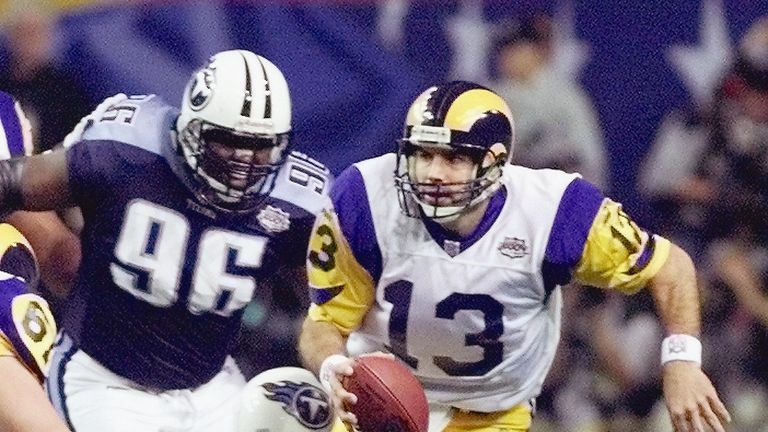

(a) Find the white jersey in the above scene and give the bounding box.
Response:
[352,154,571,410]
[307,153,670,412]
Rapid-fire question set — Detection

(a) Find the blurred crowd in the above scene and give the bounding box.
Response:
[2,3,768,431]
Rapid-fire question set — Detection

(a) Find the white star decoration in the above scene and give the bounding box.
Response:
[446,0,492,82]
[551,1,591,82]
[667,0,733,105]
[377,0,409,51]
[443,0,591,83]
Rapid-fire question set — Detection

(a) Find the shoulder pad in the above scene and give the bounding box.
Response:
[80,95,178,155]
[269,151,333,215]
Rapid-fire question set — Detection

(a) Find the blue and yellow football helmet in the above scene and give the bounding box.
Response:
[395,81,515,220]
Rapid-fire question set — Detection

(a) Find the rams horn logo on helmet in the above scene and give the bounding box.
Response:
[261,380,333,430]
[189,65,216,111]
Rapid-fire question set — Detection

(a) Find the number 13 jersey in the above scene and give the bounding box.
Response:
[307,153,670,412]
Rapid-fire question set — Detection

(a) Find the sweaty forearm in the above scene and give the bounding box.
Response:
[648,244,701,336]
[0,151,73,213]
[0,158,24,217]
[298,316,347,376]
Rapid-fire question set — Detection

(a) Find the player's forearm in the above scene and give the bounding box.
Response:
[0,158,24,217]
[0,358,70,432]
[299,316,347,376]
[0,152,73,213]
[648,243,701,336]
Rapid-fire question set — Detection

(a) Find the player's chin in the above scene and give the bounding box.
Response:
[418,194,455,206]
[424,195,472,208]
[224,172,250,190]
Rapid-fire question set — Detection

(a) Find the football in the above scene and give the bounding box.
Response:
[341,355,429,432]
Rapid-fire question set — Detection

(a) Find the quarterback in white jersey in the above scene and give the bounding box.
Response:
[299,82,731,432]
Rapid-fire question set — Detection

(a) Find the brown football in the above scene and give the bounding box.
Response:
[342,356,429,432]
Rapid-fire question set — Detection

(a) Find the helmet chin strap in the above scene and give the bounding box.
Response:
[420,181,503,222]
[415,166,504,223]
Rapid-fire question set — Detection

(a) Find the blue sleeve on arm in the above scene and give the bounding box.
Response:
[331,165,383,283]
[542,178,604,293]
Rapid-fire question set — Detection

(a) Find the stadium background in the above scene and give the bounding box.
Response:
[2,1,768,431]
[2,0,767,213]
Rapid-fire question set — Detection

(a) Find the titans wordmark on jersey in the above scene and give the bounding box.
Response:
[307,153,670,412]
[62,95,331,390]
[0,271,57,381]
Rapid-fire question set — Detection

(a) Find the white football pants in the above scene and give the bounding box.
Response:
[45,333,245,432]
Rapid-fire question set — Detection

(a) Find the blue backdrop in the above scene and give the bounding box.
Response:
[6,0,768,217]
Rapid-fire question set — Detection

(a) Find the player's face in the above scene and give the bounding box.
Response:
[205,139,273,190]
[409,146,477,206]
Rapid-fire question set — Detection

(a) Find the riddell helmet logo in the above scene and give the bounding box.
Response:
[188,64,216,111]
[261,380,333,429]
[498,237,528,259]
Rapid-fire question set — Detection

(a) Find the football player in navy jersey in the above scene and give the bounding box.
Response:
[0,90,80,299]
[0,223,68,432]
[0,50,332,432]
[299,81,730,432]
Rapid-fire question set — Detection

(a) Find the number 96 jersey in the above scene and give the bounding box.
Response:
[62,95,331,390]
[307,153,670,412]
[0,271,57,381]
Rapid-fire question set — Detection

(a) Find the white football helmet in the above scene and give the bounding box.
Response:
[237,367,334,432]
[173,49,292,212]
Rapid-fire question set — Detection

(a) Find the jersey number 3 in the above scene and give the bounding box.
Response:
[110,199,267,317]
[385,280,504,377]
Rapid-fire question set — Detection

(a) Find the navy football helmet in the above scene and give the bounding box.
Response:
[395,81,515,220]
[174,50,292,213]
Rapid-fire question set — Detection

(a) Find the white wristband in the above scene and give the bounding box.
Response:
[661,334,702,366]
[319,354,349,392]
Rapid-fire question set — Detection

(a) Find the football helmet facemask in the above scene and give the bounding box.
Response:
[395,81,514,220]
[174,50,291,213]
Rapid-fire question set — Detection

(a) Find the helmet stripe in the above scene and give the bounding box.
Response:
[239,52,253,118]
[426,81,485,126]
[255,56,272,120]
[444,89,513,132]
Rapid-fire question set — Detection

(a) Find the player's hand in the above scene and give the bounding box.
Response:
[62,93,128,148]
[662,361,731,432]
[319,354,358,427]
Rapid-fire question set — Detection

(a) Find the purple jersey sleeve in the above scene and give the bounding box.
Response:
[330,165,383,284]
[542,178,604,290]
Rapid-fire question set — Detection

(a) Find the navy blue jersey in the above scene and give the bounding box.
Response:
[63,95,330,390]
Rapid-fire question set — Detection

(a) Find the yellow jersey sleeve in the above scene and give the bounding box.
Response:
[0,331,14,357]
[10,293,57,380]
[307,208,375,335]
[573,198,671,294]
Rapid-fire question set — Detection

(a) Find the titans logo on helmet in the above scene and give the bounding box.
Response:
[188,65,216,111]
[261,380,333,430]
